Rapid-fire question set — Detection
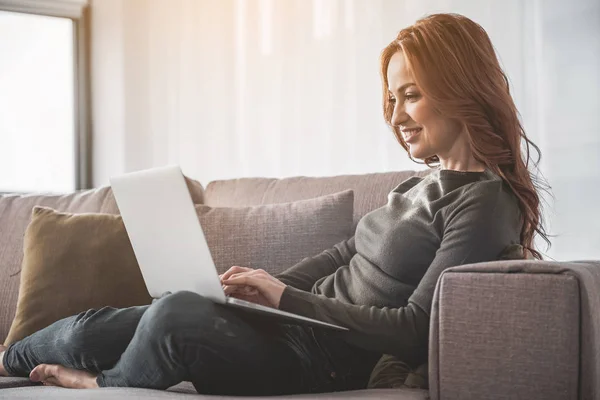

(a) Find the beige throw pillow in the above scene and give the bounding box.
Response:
[4,207,153,345]
[5,190,354,345]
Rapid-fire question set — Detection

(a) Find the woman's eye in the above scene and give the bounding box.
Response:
[404,93,420,101]
[388,96,396,104]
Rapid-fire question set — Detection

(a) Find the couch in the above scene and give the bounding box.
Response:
[1,169,599,400]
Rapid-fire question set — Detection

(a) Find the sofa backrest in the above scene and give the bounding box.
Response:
[204,169,433,229]
[0,178,204,342]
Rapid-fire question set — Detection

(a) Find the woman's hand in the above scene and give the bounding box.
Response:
[220,266,287,309]
[220,266,273,307]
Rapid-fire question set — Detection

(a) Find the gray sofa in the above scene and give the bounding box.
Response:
[1,169,599,400]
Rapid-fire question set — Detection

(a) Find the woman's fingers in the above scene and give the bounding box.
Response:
[222,284,258,296]
[223,274,252,286]
[221,266,244,282]
[221,266,254,282]
[222,267,269,284]
[242,286,258,295]
[222,285,236,295]
[223,271,269,290]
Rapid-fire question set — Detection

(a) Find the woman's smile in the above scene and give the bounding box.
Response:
[401,127,422,143]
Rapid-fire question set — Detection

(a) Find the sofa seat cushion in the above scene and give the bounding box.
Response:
[0,379,196,391]
[0,385,428,399]
[0,376,41,389]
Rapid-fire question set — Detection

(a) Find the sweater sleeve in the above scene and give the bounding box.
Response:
[278,183,521,362]
[274,236,356,292]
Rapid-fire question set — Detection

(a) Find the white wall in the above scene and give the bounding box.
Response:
[530,0,600,261]
[90,0,126,187]
[89,0,600,261]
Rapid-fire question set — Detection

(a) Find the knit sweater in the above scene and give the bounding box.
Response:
[276,168,522,366]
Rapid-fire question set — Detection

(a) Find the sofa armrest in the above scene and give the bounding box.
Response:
[428,259,600,400]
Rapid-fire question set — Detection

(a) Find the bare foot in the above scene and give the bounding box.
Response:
[0,345,7,376]
[29,364,98,389]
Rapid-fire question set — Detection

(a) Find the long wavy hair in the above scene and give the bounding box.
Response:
[380,13,551,259]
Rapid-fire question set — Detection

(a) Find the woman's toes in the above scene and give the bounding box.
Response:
[30,364,53,382]
[30,365,41,381]
[30,364,63,384]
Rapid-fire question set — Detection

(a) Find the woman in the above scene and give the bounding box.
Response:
[0,13,549,395]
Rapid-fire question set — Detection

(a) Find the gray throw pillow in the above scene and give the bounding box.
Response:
[196,190,355,275]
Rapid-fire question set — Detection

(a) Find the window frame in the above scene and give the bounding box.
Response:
[0,0,91,191]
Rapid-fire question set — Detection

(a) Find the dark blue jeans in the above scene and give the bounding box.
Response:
[3,291,381,395]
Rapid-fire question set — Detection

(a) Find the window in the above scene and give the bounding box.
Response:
[0,0,89,193]
[0,10,76,192]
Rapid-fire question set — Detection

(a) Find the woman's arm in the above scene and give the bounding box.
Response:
[274,236,356,291]
[221,237,356,307]
[279,184,522,361]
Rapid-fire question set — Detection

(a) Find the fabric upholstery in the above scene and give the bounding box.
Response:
[0,385,429,399]
[429,259,600,400]
[0,179,204,342]
[196,190,355,275]
[4,207,153,345]
[203,169,432,228]
[0,377,42,389]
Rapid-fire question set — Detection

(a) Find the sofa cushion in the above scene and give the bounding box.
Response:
[0,376,42,389]
[203,170,432,229]
[0,385,428,399]
[4,207,153,345]
[196,190,354,275]
[0,179,204,342]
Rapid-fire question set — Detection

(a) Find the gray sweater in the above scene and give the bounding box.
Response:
[276,168,522,366]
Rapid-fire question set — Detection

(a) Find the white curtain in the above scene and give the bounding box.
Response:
[90,0,600,261]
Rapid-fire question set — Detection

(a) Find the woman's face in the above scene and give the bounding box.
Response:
[386,51,464,162]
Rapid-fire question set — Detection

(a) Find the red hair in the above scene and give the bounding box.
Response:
[380,13,550,259]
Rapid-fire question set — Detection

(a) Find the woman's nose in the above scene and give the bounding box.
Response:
[391,104,407,127]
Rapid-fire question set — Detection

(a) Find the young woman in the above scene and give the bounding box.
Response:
[0,13,549,395]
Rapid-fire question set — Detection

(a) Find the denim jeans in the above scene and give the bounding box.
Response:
[2,291,381,395]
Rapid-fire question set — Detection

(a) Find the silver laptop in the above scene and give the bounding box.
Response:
[110,165,348,332]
